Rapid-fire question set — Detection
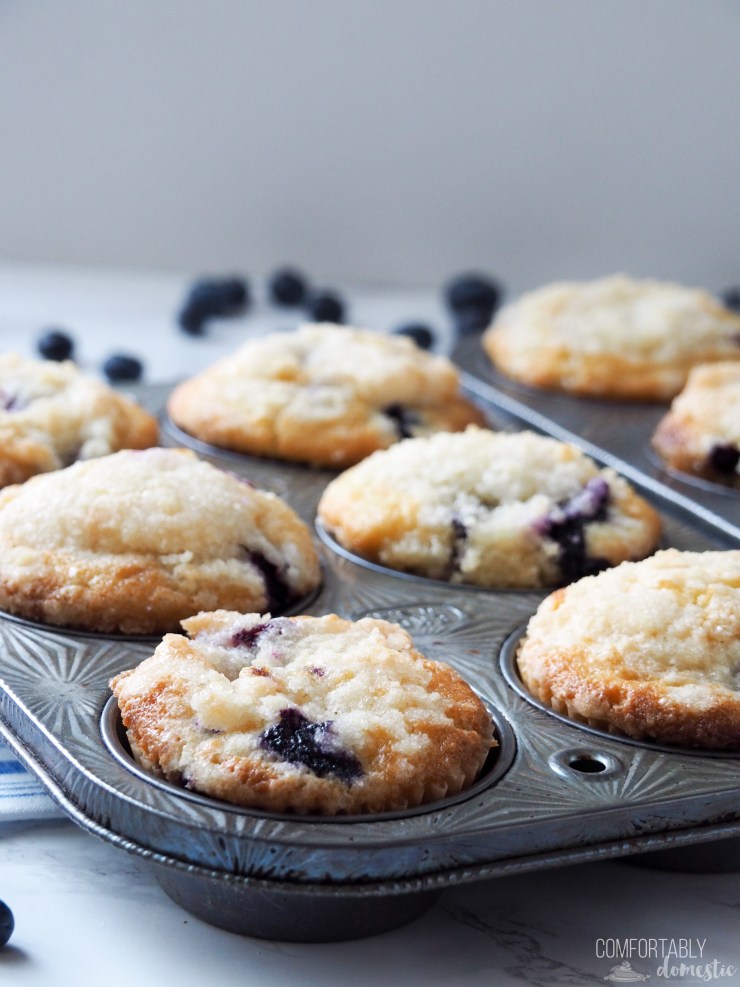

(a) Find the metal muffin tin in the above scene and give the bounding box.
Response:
[1,378,739,943]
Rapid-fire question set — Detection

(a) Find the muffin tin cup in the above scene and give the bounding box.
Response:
[2,380,740,942]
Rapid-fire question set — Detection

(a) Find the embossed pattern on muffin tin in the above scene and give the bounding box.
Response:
[1,381,739,942]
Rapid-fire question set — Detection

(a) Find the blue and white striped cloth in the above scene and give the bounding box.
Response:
[0,739,62,822]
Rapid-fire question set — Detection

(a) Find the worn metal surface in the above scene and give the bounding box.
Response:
[0,378,738,940]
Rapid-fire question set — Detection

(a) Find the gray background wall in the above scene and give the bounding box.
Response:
[0,0,738,292]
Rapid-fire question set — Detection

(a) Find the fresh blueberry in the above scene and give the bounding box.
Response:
[392,323,435,350]
[269,267,309,306]
[177,275,250,334]
[37,329,74,362]
[102,354,144,383]
[307,290,345,324]
[0,900,14,948]
[720,287,740,313]
[260,708,363,784]
[445,273,503,332]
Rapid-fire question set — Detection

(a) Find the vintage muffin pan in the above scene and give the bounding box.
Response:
[0,377,738,942]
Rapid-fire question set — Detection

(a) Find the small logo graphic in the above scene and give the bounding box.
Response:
[604,962,651,983]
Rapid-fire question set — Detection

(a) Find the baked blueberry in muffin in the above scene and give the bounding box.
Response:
[0,352,157,487]
[111,610,495,814]
[0,448,320,634]
[167,324,486,468]
[318,427,661,589]
[482,275,740,400]
[652,362,740,487]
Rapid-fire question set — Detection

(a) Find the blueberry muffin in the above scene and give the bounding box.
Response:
[318,427,661,589]
[516,549,740,749]
[167,324,486,468]
[0,352,158,487]
[0,448,320,634]
[111,610,495,814]
[651,362,740,486]
[482,275,740,401]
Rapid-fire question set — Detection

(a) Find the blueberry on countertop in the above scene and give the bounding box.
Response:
[307,290,345,324]
[392,323,435,350]
[445,273,503,332]
[0,900,14,948]
[102,354,144,383]
[720,287,740,313]
[269,267,309,306]
[37,329,74,362]
[177,275,250,334]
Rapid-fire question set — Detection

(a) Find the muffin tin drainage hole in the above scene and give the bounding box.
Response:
[548,748,624,781]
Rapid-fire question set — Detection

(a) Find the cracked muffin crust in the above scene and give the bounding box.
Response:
[318,427,661,589]
[0,352,158,487]
[0,448,320,634]
[652,362,740,487]
[482,275,740,400]
[516,549,740,749]
[166,324,486,468]
[111,610,495,814]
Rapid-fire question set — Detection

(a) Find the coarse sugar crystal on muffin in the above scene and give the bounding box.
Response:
[651,362,740,486]
[482,275,740,401]
[0,448,320,634]
[111,610,495,814]
[0,352,158,487]
[318,427,661,589]
[516,549,740,749]
[166,324,486,468]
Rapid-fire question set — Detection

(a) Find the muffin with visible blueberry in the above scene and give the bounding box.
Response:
[318,427,661,589]
[0,352,158,487]
[111,610,495,814]
[0,448,320,634]
[167,324,485,468]
[651,362,740,487]
[482,275,740,400]
[516,549,740,749]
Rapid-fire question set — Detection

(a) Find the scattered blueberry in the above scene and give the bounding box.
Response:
[392,323,435,350]
[709,443,740,475]
[102,354,144,383]
[383,404,421,440]
[177,275,250,335]
[445,273,503,333]
[260,708,363,784]
[720,287,740,313]
[307,290,345,324]
[0,900,14,948]
[37,329,74,362]
[269,267,309,306]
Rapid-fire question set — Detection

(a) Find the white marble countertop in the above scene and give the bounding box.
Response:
[0,263,739,986]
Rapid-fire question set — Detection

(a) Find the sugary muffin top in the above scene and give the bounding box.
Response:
[111,610,495,813]
[0,352,157,485]
[489,276,740,362]
[318,427,661,588]
[0,448,320,633]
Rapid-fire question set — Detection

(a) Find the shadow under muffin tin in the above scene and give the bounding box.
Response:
[0,378,738,943]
